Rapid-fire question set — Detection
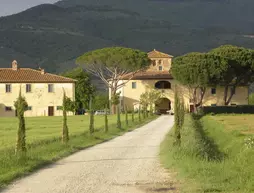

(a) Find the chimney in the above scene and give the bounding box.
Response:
[12,60,18,70]
[41,68,45,75]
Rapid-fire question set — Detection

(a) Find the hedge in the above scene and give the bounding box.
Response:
[201,105,254,114]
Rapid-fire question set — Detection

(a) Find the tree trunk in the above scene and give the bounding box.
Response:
[196,87,206,107]
[224,85,229,105]
[193,88,198,113]
[111,87,117,114]
[225,86,236,105]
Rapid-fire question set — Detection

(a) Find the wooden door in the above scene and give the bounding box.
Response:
[189,105,194,113]
[48,106,54,116]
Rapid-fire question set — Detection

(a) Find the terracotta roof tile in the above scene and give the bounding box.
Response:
[122,71,173,80]
[148,49,173,58]
[0,68,76,83]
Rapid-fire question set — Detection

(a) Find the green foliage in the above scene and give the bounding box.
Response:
[249,93,254,105]
[62,91,69,144]
[174,87,181,146]
[104,106,108,133]
[76,47,150,73]
[140,89,161,116]
[61,67,95,110]
[172,52,229,110]
[132,110,135,122]
[116,105,121,129]
[209,45,254,105]
[14,90,28,155]
[111,92,120,105]
[202,105,254,114]
[93,93,109,110]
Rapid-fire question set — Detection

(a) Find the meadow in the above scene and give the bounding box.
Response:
[0,113,156,189]
[160,114,254,193]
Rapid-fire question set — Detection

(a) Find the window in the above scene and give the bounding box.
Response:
[132,82,137,89]
[26,84,32,93]
[57,106,62,110]
[158,60,162,64]
[211,88,216,95]
[5,84,11,93]
[159,66,163,71]
[231,87,235,95]
[211,104,217,107]
[5,106,12,111]
[48,84,54,93]
[231,103,237,106]
[152,60,156,66]
[26,106,32,111]
[155,81,171,89]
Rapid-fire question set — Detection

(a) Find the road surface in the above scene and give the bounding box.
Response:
[2,115,175,193]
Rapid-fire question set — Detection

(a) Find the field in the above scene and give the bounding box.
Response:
[0,115,121,150]
[160,114,254,193]
[0,113,156,189]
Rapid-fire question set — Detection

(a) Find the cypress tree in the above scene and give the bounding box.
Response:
[138,106,141,122]
[14,89,28,155]
[174,86,181,146]
[104,105,108,133]
[116,104,122,129]
[125,105,128,126]
[89,95,94,134]
[62,91,69,143]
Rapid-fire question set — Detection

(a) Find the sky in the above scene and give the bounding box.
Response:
[0,0,59,17]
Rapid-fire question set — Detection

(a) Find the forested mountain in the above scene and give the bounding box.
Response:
[0,0,254,74]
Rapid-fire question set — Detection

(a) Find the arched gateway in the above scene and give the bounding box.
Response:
[155,97,171,114]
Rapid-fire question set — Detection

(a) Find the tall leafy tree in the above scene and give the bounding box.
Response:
[209,45,254,105]
[76,47,151,113]
[14,89,28,155]
[172,52,228,111]
[61,67,95,111]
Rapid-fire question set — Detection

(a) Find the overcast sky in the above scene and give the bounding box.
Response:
[0,0,59,17]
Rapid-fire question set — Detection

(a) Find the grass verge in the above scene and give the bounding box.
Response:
[0,115,157,189]
[160,114,254,193]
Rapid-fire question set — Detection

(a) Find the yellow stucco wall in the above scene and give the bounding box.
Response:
[0,83,75,117]
[117,79,249,111]
[148,57,172,72]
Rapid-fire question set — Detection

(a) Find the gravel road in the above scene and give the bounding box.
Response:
[2,115,175,193]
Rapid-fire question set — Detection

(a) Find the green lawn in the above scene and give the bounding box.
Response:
[0,115,122,150]
[160,114,254,193]
[0,113,156,189]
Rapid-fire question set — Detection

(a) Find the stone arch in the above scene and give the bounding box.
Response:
[155,97,171,114]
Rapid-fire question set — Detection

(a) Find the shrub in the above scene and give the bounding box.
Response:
[14,90,28,155]
[202,105,254,114]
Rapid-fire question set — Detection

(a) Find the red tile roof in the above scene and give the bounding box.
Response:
[0,68,76,83]
[148,49,173,58]
[121,71,173,80]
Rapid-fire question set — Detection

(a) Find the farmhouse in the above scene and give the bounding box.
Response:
[114,49,249,113]
[0,60,76,117]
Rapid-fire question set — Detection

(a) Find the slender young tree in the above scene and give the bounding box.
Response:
[116,104,122,129]
[174,86,181,146]
[104,105,108,133]
[138,106,141,122]
[62,90,69,144]
[89,95,94,134]
[125,105,129,126]
[14,89,28,155]
[132,109,135,122]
